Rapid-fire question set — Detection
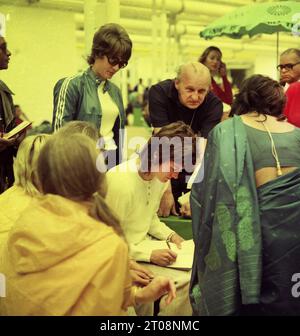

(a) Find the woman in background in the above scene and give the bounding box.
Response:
[199,46,233,105]
[190,74,300,316]
[0,132,175,315]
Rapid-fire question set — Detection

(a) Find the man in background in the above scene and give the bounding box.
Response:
[278,48,300,88]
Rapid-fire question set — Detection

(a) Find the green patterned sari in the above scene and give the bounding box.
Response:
[190,116,300,315]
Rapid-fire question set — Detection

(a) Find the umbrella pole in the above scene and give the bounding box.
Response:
[276,32,279,67]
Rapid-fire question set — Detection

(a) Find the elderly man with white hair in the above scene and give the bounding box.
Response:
[148,62,223,216]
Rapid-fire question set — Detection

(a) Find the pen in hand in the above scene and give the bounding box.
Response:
[166,239,172,250]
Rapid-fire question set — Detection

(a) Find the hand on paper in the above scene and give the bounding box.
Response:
[170,233,185,249]
[150,249,177,267]
[179,202,191,218]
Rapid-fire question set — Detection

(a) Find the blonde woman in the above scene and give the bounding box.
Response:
[0,133,175,315]
[58,120,155,289]
[0,134,49,249]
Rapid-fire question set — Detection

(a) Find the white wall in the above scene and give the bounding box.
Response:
[0,4,291,127]
[254,51,278,81]
[0,5,79,125]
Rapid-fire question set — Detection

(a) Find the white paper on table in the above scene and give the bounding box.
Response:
[187,137,207,189]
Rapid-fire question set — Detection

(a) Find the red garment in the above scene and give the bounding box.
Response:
[284,82,300,128]
[15,117,23,125]
[211,76,233,105]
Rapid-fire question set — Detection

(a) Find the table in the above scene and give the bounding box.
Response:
[160,215,193,240]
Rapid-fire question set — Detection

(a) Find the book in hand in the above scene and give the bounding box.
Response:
[2,121,32,139]
[165,239,194,270]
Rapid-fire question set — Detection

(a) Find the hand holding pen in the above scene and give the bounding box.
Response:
[150,248,177,267]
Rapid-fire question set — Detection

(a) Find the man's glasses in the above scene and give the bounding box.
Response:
[276,62,300,71]
[106,56,128,69]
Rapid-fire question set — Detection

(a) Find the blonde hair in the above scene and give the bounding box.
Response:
[37,133,122,236]
[176,61,211,83]
[13,134,50,196]
[57,121,99,142]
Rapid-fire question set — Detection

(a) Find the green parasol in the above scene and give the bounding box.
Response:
[200,1,300,64]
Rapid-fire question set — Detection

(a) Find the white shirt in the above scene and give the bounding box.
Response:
[105,158,174,262]
[98,81,119,150]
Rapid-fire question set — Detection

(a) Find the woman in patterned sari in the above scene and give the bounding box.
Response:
[190,75,300,315]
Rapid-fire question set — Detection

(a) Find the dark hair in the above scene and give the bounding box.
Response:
[281,48,300,59]
[230,74,286,120]
[198,46,222,64]
[87,23,132,65]
[139,121,197,173]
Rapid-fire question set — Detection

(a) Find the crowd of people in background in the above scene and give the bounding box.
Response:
[1,21,300,316]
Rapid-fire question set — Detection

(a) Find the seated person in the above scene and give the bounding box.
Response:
[59,120,155,289]
[106,121,197,315]
[0,132,176,315]
[0,134,50,249]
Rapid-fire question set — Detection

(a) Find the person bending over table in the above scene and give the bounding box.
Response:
[106,121,197,315]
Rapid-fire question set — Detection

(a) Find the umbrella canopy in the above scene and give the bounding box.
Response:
[200,1,300,39]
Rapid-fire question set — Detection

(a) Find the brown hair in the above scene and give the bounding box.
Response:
[87,23,132,65]
[230,74,286,120]
[139,121,197,173]
[198,46,222,64]
[37,133,123,236]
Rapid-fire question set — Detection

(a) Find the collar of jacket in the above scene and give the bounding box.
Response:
[86,67,110,93]
[0,80,14,95]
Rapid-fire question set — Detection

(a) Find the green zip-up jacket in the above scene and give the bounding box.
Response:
[52,67,126,156]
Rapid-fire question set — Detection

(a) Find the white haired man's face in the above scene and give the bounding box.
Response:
[175,70,210,109]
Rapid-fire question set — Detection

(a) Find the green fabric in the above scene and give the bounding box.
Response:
[245,124,300,171]
[200,1,300,39]
[190,115,262,316]
[53,67,126,132]
[255,168,300,315]
[160,216,193,240]
[0,80,14,131]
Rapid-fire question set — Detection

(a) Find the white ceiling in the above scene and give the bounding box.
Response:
[1,0,299,67]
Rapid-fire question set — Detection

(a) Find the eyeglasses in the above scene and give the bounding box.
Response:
[106,56,128,69]
[276,62,300,71]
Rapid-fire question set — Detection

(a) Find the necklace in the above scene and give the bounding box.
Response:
[261,121,283,177]
[146,180,151,206]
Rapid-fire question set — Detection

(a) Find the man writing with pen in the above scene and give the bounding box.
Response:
[105,122,197,316]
